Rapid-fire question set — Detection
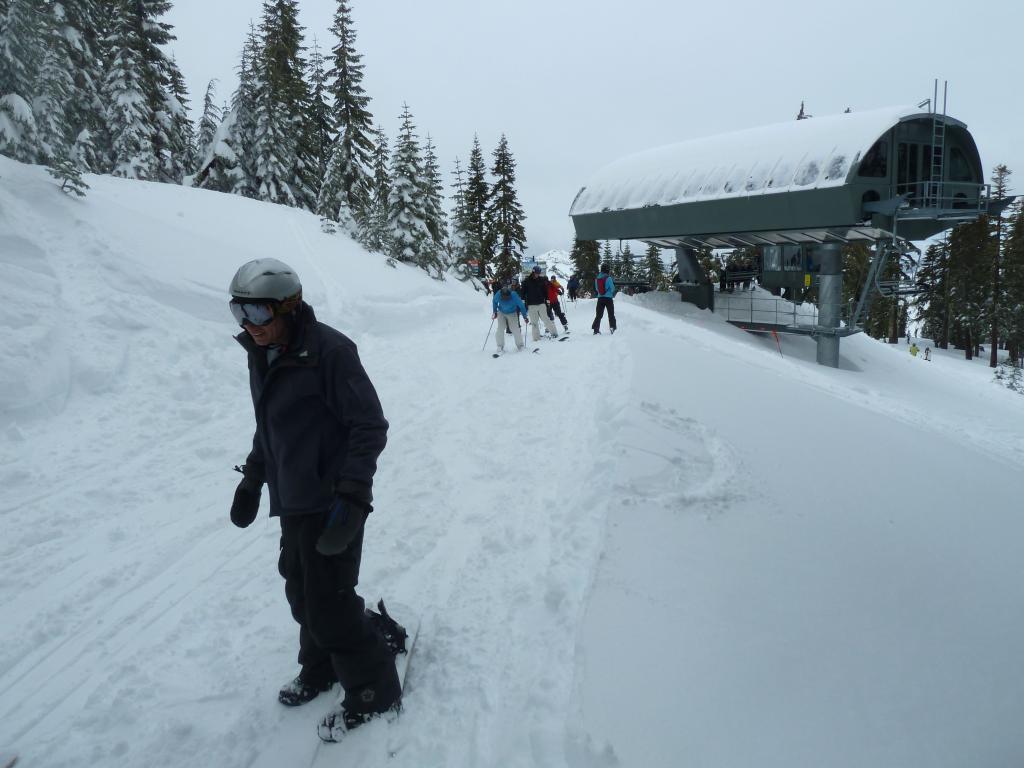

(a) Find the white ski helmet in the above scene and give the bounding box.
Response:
[229,258,302,306]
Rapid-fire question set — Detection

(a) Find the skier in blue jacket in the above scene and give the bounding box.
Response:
[591,263,617,334]
[491,285,528,352]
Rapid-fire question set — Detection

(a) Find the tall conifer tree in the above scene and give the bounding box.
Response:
[325,0,374,224]
[253,0,314,208]
[570,237,601,289]
[620,243,636,280]
[486,133,526,280]
[103,10,157,179]
[164,58,195,179]
[195,27,259,196]
[306,38,331,189]
[948,217,991,357]
[463,136,490,275]
[61,0,108,170]
[1002,201,1024,362]
[361,125,391,253]
[420,134,448,266]
[0,0,41,161]
[128,1,192,182]
[988,164,1012,367]
[231,26,262,195]
[33,4,74,163]
[450,156,482,274]
[387,103,433,269]
[644,243,666,288]
[915,238,951,347]
[251,60,297,205]
[194,79,220,166]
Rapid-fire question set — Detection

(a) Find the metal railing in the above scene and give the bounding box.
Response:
[714,289,820,328]
[891,181,988,217]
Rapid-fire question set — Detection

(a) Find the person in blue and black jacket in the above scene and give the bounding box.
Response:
[491,284,528,353]
[591,262,617,334]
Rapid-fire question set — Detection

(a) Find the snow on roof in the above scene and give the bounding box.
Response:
[571,105,927,216]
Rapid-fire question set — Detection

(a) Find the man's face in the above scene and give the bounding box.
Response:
[244,313,290,347]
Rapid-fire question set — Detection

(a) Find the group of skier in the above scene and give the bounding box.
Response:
[489,263,618,354]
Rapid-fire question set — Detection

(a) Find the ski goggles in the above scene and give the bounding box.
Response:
[229,299,278,327]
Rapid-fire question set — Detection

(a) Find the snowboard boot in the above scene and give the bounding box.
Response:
[278,671,335,707]
[317,665,402,743]
[317,698,401,743]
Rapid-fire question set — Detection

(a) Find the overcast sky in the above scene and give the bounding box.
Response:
[166,0,1024,255]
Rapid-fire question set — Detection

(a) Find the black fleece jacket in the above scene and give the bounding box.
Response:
[236,303,388,517]
[522,274,549,306]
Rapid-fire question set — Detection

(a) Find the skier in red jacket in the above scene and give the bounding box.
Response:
[546,275,568,334]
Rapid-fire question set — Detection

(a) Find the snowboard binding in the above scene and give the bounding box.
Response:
[365,599,408,656]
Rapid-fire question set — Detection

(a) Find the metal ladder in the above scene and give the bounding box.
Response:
[926,81,948,209]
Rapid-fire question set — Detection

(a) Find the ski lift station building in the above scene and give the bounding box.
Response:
[569,103,999,367]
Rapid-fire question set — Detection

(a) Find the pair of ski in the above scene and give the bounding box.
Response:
[493,335,569,358]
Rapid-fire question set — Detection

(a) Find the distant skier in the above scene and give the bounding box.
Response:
[227,258,402,741]
[522,265,559,341]
[492,284,528,353]
[546,274,569,333]
[567,274,581,302]
[591,262,617,335]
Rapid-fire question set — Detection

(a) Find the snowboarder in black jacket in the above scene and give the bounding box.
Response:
[227,258,399,742]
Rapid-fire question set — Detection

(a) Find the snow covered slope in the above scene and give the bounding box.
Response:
[2,157,1023,768]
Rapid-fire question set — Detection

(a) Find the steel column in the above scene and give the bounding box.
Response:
[815,243,843,368]
[674,246,703,282]
[674,245,713,310]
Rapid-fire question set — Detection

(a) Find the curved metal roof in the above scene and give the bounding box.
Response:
[570,105,967,217]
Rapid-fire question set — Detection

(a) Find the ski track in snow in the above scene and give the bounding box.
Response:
[362,320,622,767]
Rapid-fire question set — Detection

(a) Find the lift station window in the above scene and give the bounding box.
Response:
[858,139,888,177]
[763,245,804,273]
[783,245,803,271]
[949,147,973,182]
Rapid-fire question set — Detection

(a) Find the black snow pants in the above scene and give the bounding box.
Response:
[547,299,568,328]
[592,297,616,332]
[278,512,399,713]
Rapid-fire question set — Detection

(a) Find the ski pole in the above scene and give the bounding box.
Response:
[481,316,496,351]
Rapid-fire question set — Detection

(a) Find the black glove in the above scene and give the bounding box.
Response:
[230,466,264,528]
[316,498,368,556]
